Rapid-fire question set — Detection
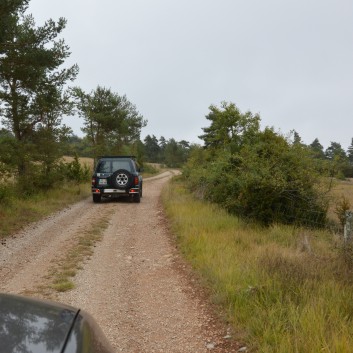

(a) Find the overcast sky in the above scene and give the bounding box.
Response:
[27,0,353,149]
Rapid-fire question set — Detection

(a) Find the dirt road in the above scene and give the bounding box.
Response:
[0,171,240,352]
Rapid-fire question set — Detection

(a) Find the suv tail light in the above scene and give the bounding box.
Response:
[134,176,139,185]
[91,177,96,186]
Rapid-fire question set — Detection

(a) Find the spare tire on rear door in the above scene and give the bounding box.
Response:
[110,169,134,189]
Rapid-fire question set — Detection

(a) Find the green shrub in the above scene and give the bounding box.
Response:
[13,154,90,197]
[141,163,159,175]
[63,154,90,184]
[0,184,13,204]
[335,196,351,228]
[185,129,328,226]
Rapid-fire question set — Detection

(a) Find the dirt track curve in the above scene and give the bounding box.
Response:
[0,171,240,352]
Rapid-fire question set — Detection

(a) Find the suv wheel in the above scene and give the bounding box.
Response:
[111,169,133,189]
[93,194,101,203]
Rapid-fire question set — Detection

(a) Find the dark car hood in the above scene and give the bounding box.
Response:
[0,293,78,353]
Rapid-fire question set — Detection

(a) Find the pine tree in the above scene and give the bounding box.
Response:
[73,86,146,161]
[0,5,78,176]
[347,138,353,164]
[309,138,325,159]
[199,102,260,152]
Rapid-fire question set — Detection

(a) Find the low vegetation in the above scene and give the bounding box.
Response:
[141,163,161,177]
[0,182,91,238]
[185,103,329,227]
[163,178,353,353]
[48,217,110,294]
[0,156,91,238]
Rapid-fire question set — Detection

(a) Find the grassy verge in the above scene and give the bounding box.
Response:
[162,178,353,353]
[0,183,91,238]
[45,217,110,294]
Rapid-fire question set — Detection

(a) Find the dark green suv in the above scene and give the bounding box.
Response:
[91,156,143,203]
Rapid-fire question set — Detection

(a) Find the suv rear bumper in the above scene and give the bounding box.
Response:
[92,187,140,195]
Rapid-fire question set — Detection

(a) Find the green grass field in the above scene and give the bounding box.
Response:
[162,177,353,352]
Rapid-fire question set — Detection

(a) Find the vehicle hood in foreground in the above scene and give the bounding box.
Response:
[0,293,78,353]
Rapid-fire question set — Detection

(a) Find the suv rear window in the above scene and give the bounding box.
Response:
[97,160,133,173]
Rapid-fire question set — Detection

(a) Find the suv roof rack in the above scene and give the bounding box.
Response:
[99,155,136,159]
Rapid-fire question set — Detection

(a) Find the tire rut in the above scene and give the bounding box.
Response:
[0,198,115,293]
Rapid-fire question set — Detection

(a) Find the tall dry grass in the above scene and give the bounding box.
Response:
[325,177,353,216]
[0,183,90,238]
[62,156,94,171]
[162,178,353,352]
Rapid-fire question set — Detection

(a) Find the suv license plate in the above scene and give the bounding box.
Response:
[104,189,125,193]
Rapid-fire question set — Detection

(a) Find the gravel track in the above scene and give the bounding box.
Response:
[0,171,240,352]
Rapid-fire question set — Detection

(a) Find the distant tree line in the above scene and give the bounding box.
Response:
[142,135,191,167]
[62,133,192,168]
[306,136,353,179]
